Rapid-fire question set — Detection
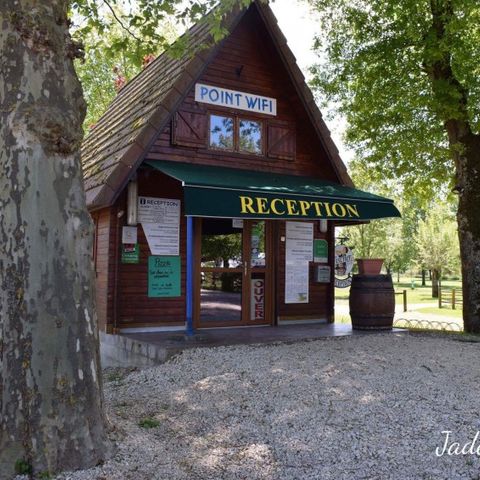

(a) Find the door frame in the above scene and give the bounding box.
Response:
[193,217,275,328]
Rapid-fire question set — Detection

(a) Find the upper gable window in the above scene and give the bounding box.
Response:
[209,113,264,155]
[209,115,234,150]
[239,119,262,155]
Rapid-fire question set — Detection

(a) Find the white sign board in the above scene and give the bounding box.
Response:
[285,222,313,303]
[285,222,313,263]
[315,265,331,283]
[138,197,181,256]
[334,245,354,288]
[122,226,137,244]
[250,278,265,320]
[195,83,277,116]
[232,219,244,229]
[285,264,309,304]
[334,245,354,276]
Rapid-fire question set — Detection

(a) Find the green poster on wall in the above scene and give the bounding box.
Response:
[313,239,328,263]
[148,256,181,298]
[121,244,140,264]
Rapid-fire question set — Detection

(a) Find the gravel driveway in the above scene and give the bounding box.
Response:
[56,333,480,480]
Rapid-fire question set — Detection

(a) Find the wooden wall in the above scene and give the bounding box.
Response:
[276,222,333,321]
[91,208,116,332]
[114,170,186,329]
[145,8,339,181]
[97,7,340,330]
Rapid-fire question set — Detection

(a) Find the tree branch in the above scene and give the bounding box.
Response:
[426,0,471,139]
[103,0,142,43]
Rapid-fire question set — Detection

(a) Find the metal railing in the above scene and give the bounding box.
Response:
[393,318,462,332]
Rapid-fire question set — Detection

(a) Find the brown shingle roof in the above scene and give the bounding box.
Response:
[81,1,353,210]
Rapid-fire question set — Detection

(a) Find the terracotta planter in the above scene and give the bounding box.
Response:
[357,258,384,275]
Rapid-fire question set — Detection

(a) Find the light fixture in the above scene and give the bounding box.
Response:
[127,178,138,226]
[319,219,328,233]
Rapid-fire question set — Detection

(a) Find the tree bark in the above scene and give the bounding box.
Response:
[426,0,480,332]
[432,269,439,298]
[421,269,426,287]
[0,2,109,477]
[455,134,480,332]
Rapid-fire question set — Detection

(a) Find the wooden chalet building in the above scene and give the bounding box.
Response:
[81,0,399,335]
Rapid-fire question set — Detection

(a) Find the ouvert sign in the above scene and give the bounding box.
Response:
[195,83,277,116]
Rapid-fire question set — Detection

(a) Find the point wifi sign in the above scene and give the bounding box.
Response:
[195,83,277,116]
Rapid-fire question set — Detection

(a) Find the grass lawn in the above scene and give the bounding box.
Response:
[335,275,462,307]
[416,306,463,319]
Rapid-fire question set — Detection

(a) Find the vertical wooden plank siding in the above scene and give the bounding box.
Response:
[97,7,342,329]
[114,171,186,328]
[145,9,338,181]
[91,208,115,332]
[277,221,331,321]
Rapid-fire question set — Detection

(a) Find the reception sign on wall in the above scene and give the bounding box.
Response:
[138,197,181,256]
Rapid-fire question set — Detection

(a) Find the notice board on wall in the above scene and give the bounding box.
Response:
[138,197,181,256]
[285,222,313,304]
[148,256,181,298]
[313,239,328,263]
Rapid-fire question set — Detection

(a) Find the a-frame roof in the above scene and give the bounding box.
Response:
[81,0,353,210]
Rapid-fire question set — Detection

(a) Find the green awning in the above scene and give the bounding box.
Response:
[145,160,401,221]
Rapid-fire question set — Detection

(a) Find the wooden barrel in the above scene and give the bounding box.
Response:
[349,274,395,330]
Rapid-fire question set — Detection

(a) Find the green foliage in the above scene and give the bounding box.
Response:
[415,203,460,276]
[308,0,480,197]
[202,234,242,268]
[342,160,421,275]
[106,371,124,382]
[14,459,32,475]
[71,0,255,130]
[138,417,161,429]
[73,7,179,130]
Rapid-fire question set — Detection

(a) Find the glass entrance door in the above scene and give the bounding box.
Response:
[196,218,271,327]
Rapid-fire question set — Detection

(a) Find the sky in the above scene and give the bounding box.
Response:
[269,0,354,164]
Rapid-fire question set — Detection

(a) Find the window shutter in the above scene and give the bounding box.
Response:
[267,122,296,160]
[172,109,208,148]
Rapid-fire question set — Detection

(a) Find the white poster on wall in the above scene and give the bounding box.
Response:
[285,222,314,263]
[138,197,181,255]
[122,226,138,244]
[285,263,309,304]
[285,222,313,304]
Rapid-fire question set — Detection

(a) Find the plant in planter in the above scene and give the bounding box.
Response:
[356,258,384,275]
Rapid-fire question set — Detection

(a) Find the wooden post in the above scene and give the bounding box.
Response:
[438,286,442,308]
[452,288,456,310]
[403,289,407,312]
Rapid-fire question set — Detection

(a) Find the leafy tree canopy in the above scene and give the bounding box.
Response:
[416,202,460,276]
[308,0,480,198]
[71,0,252,128]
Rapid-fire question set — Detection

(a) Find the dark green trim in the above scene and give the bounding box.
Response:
[145,160,401,221]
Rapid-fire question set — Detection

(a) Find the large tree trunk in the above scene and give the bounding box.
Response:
[426,0,480,332]
[431,269,439,299]
[0,2,109,477]
[456,134,480,333]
